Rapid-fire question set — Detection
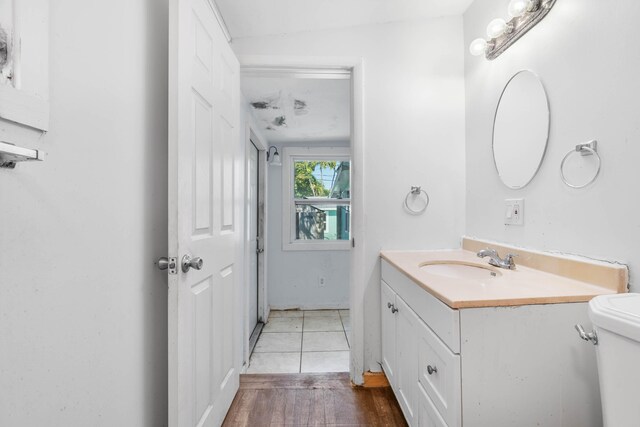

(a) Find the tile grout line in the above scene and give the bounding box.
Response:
[339,310,349,349]
[299,311,305,373]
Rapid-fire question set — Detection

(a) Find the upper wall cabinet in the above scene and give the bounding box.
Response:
[492,70,549,189]
[0,0,49,131]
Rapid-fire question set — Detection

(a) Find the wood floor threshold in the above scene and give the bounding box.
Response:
[239,372,353,390]
[223,373,408,426]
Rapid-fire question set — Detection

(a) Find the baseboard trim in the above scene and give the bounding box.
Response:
[355,371,390,388]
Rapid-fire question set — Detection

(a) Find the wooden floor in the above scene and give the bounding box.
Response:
[222,373,408,426]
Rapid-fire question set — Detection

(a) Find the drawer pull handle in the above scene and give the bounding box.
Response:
[391,306,398,314]
[427,365,438,375]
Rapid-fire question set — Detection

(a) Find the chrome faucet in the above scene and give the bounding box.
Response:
[477,248,517,270]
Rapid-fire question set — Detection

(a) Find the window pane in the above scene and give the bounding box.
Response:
[295,204,350,241]
[293,160,350,199]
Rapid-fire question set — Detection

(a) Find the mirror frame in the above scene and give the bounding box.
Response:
[492,70,550,190]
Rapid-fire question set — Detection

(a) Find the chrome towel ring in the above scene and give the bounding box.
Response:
[404,186,430,215]
[560,140,601,189]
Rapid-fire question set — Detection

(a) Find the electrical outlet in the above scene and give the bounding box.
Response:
[504,198,524,226]
[318,277,326,287]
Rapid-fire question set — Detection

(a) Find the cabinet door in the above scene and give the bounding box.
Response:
[395,295,420,426]
[381,280,397,387]
[418,383,448,427]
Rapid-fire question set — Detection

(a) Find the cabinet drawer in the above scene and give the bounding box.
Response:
[417,318,461,427]
[381,260,460,353]
[418,382,448,427]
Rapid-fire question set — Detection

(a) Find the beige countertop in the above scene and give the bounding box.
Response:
[380,248,625,309]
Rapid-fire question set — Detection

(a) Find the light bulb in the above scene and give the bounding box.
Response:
[508,0,531,17]
[469,38,487,56]
[487,18,507,38]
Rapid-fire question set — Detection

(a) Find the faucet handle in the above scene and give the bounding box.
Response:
[504,253,518,267]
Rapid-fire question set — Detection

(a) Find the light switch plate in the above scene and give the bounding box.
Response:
[504,198,524,225]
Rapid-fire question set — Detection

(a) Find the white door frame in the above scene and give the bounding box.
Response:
[243,124,269,367]
[237,55,366,385]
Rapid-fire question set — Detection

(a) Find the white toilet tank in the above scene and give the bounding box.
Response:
[589,293,640,427]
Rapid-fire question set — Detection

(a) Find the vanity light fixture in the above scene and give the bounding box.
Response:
[486,18,510,39]
[469,0,557,60]
[508,0,531,17]
[266,145,281,166]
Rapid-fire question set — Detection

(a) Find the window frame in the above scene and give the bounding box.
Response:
[282,146,351,251]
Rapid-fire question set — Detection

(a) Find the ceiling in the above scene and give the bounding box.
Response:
[215,0,475,39]
[241,75,350,144]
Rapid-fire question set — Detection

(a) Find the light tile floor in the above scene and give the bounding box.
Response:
[247,309,350,374]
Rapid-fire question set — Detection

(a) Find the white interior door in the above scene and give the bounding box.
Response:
[248,143,259,335]
[168,0,240,425]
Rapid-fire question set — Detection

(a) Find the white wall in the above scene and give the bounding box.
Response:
[266,141,351,310]
[232,17,467,370]
[464,0,640,290]
[0,1,168,425]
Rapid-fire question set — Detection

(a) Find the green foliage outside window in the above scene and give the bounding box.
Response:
[293,161,337,198]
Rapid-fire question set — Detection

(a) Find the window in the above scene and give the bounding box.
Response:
[282,147,351,251]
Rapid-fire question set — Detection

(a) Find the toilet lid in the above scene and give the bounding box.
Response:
[589,293,640,343]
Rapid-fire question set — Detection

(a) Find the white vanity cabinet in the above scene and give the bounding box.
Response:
[381,259,603,427]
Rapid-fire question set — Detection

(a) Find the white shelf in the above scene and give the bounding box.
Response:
[0,141,45,168]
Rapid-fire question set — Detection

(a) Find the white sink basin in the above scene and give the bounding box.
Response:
[419,261,502,281]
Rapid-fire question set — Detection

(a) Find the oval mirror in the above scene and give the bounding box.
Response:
[493,70,550,189]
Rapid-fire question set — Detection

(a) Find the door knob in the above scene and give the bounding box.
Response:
[157,257,170,270]
[182,255,204,273]
[157,257,177,274]
[427,365,438,375]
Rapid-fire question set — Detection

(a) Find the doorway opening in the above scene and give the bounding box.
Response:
[247,139,264,354]
[244,127,269,361]
[241,66,355,374]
